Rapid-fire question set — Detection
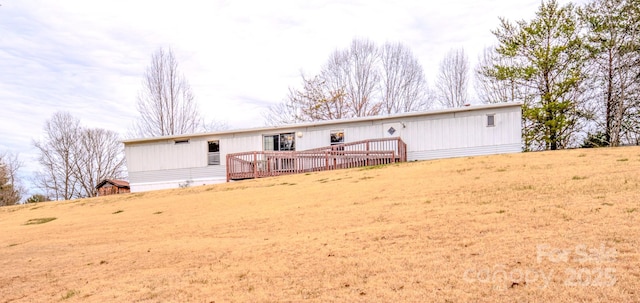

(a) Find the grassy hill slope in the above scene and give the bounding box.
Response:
[1,147,639,302]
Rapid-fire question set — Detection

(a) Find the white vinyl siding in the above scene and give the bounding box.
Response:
[124,103,523,192]
[125,138,208,172]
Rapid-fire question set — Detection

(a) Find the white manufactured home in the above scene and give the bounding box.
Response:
[123,102,522,192]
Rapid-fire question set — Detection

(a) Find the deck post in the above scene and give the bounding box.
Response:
[253,152,258,179]
[400,138,406,162]
[226,155,230,182]
[366,140,370,166]
[397,138,401,162]
[325,152,329,170]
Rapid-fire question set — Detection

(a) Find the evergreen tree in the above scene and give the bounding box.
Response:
[491,0,589,150]
[0,159,20,206]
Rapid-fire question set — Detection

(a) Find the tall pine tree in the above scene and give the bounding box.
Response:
[491,0,588,150]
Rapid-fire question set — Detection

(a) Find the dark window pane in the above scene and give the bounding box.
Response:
[280,133,295,151]
[487,115,495,127]
[208,141,219,152]
[330,130,344,145]
[263,135,279,151]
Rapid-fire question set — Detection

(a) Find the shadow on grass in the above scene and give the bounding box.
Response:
[25,217,57,225]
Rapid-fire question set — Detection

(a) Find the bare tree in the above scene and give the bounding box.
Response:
[0,152,24,196]
[201,120,230,133]
[72,128,126,197]
[34,112,81,201]
[379,42,432,114]
[580,0,640,146]
[436,48,470,108]
[474,47,523,104]
[34,112,126,200]
[133,47,202,137]
[264,74,347,125]
[318,38,382,118]
[0,162,13,206]
[267,38,432,125]
[264,99,305,126]
[0,152,22,206]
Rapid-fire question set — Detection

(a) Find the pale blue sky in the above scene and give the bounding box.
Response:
[0,0,583,190]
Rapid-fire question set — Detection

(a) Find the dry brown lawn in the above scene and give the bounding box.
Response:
[1,147,639,302]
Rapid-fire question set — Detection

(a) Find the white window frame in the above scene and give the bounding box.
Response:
[486,114,496,127]
[208,140,220,165]
[263,133,296,151]
[330,130,345,145]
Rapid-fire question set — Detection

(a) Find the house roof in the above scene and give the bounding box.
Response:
[123,102,523,144]
[96,179,130,189]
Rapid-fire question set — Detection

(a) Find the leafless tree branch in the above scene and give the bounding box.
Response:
[266,38,433,125]
[34,112,126,200]
[436,48,470,108]
[133,48,202,137]
[0,152,23,206]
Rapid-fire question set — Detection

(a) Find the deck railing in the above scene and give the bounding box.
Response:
[226,137,407,181]
[305,137,407,162]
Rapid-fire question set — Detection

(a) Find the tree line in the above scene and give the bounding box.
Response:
[480,0,640,150]
[267,0,640,150]
[264,39,433,125]
[1,48,215,205]
[2,0,638,205]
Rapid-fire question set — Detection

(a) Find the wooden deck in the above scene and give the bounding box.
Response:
[226,137,407,181]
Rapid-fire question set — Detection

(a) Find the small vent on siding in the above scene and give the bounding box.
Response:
[174,139,190,144]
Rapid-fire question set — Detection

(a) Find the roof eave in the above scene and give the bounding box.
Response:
[122,102,523,144]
